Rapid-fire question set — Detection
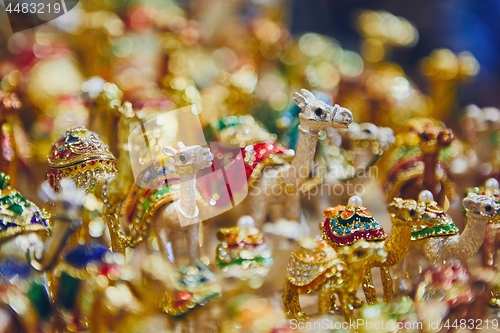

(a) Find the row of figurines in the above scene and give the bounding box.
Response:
[6,84,499,237]
[1,164,500,332]
[37,86,500,233]
[2,87,500,328]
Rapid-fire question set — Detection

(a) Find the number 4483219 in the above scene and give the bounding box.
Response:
[5,2,62,14]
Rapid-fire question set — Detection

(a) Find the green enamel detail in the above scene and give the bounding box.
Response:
[28,281,51,319]
[411,223,459,240]
[0,193,30,215]
[142,184,176,212]
[56,271,81,310]
[215,245,273,268]
[0,173,10,190]
[7,203,24,215]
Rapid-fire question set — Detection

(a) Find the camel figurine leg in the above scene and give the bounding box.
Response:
[282,282,307,320]
[283,194,302,222]
[318,282,339,314]
[362,268,378,305]
[380,266,394,303]
[247,196,269,229]
[338,292,358,333]
[185,224,201,263]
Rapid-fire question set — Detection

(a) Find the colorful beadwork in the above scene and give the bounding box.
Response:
[0,173,50,243]
[215,226,273,269]
[321,205,387,246]
[411,200,458,240]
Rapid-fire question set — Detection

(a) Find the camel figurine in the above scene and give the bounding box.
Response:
[0,174,85,333]
[320,196,425,305]
[467,178,500,307]
[216,215,273,275]
[381,120,456,209]
[321,123,395,207]
[282,238,386,325]
[249,89,351,227]
[206,89,352,228]
[395,190,499,293]
[152,142,213,264]
[47,122,213,266]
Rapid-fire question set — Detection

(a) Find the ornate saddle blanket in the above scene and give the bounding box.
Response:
[123,166,208,226]
[286,238,342,292]
[321,205,387,247]
[216,226,273,269]
[162,261,221,317]
[382,146,455,201]
[0,173,50,243]
[411,200,458,240]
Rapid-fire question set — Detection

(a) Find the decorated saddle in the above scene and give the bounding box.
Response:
[199,115,295,209]
[161,260,221,317]
[122,166,208,226]
[321,204,387,247]
[0,173,50,244]
[382,147,455,201]
[216,225,273,269]
[411,200,458,241]
[286,238,343,292]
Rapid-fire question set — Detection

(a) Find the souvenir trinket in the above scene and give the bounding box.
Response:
[283,238,386,324]
[216,216,273,275]
[467,178,500,307]
[395,191,498,292]
[161,261,222,317]
[381,121,456,208]
[414,261,474,333]
[321,196,424,304]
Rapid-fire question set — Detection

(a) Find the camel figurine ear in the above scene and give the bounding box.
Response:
[300,89,316,101]
[293,92,308,109]
[177,142,186,149]
[163,146,177,157]
[438,128,454,147]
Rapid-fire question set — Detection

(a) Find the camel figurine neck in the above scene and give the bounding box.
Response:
[283,117,320,192]
[422,149,439,191]
[442,213,487,261]
[178,172,198,219]
[384,220,412,266]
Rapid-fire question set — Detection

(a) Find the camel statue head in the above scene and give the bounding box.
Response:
[293,89,352,131]
[345,122,395,151]
[388,197,425,226]
[463,193,500,223]
[163,142,213,174]
[419,125,454,154]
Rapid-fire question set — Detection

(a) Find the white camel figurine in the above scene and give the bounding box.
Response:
[245,89,352,227]
[394,191,500,293]
[153,142,213,264]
